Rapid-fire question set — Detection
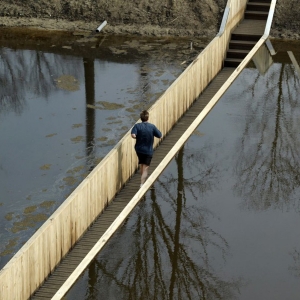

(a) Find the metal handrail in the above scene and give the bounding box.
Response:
[263,0,277,38]
[217,1,231,37]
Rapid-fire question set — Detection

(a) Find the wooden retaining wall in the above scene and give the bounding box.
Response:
[0,1,247,299]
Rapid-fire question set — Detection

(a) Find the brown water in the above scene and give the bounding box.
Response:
[0,29,204,268]
[64,41,300,299]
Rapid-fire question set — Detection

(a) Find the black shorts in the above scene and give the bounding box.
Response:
[137,152,152,166]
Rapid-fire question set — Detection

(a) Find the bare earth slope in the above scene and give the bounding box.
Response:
[0,0,299,39]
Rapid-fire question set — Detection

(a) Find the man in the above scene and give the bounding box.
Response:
[131,110,162,188]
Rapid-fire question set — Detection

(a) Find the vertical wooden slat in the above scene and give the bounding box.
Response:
[91,176,97,221]
[70,194,77,246]
[22,248,30,298]
[49,217,56,270]
[14,259,21,300]
[55,214,62,266]
[63,205,71,256]
[42,231,49,279]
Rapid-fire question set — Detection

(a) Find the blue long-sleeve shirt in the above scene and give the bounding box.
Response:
[131,122,162,155]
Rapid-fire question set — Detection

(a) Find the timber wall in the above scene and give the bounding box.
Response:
[0,0,247,299]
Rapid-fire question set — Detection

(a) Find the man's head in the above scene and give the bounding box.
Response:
[140,110,149,122]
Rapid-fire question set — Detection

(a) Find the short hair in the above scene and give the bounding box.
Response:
[140,110,149,122]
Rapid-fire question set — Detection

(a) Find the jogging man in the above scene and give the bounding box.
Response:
[131,110,162,188]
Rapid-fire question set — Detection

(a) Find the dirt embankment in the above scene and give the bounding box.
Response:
[0,0,299,39]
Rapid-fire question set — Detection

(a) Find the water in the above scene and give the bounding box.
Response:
[65,41,300,299]
[0,29,204,268]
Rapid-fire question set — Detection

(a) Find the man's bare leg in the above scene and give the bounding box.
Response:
[140,164,149,186]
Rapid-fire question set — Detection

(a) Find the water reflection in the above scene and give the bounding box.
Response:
[67,146,242,300]
[84,57,96,168]
[139,62,151,109]
[252,44,273,75]
[233,50,300,211]
[290,249,300,278]
[0,48,81,115]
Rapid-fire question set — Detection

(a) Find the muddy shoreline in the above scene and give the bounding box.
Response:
[0,16,299,42]
[0,0,299,41]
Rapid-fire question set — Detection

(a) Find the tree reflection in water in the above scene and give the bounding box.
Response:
[290,249,300,278]
[232,57,300,211]
[229,50,300,281]
[77,146,242,300]
[0,47,81,115]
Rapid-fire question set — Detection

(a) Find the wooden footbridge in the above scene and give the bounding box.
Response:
[0,0,277,299]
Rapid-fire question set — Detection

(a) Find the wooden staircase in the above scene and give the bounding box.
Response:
[224,0,271,67]
[245,0,271,20]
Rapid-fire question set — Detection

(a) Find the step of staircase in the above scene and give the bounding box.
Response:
[224,58,243,68]
[246,2,271,12]
[248,0,271,3]
[229,40,257,50]
[231,33,261,42]
[245,10,269,20]
[227,49,250,59]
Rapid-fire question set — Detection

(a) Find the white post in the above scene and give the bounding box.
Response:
[96,20,107,33]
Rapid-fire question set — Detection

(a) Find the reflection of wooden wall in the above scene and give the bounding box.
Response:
[0,1,248,299]
[252,44,273,75]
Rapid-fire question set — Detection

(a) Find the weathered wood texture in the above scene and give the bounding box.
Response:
[0,1,247,299]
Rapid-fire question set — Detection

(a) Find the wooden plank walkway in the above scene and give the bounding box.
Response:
[31,17,269,299]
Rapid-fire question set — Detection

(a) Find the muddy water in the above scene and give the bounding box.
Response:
[65,41,300,299]
[0,29,205,268]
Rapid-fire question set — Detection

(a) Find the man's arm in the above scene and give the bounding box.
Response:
[131,125,137,139]
[153,126,162,139]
